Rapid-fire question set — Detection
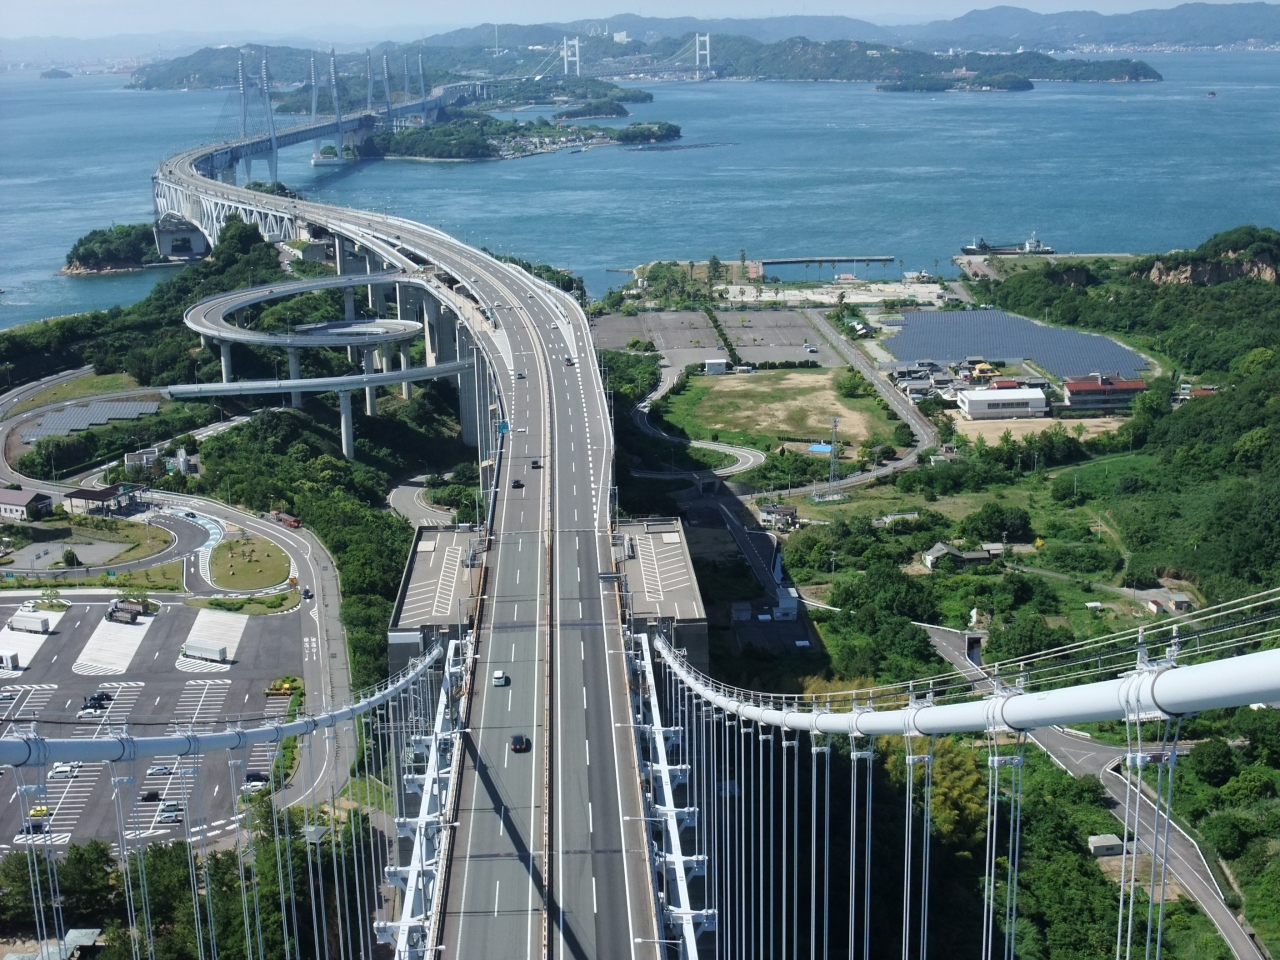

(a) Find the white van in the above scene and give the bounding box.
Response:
[493,670,508,687]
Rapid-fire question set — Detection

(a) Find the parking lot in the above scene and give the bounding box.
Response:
[0,595,304,851]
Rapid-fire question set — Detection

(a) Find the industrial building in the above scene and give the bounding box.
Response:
[956,387,1048,420]
[1062,374,1148,410]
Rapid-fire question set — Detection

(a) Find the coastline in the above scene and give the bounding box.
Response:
[59,261,184,277]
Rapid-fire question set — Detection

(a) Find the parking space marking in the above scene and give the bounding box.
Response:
[0,610,69,678]
[0,684,57,734]
[73,616,156,676]
[128,680,232,838]
[175,609,248,673]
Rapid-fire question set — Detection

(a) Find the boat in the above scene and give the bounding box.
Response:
[961,233,1054,256]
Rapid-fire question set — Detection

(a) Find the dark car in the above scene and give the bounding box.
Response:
[564,357,575,367]
[21,822,47,835]
[244,771,270,784]
[184,511,197,519]
[516,372,526,380]
[510,734,531,753]
[511,479,524,489]
[531,459,541,469]
[302,587,313,600]
[140,790,162,803]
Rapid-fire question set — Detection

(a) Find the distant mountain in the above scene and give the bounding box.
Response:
[421,4,1280,52]
[890,3,1280,48]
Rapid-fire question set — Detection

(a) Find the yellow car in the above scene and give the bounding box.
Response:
[29,805,49,818]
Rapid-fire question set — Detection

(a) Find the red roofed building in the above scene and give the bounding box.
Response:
[1062,374,1147,411]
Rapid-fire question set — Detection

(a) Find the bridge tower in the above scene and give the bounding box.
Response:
[328,49,344,159]
[562,36,580,76]
[309,54,320,161]
[418,53,429,123]
[695,33,712,79]
[403,55,410,120]
[260,53,279,184]
[237,53,250,183]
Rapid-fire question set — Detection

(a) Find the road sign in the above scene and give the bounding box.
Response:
[498,420,509,435]
[107,570,116,578]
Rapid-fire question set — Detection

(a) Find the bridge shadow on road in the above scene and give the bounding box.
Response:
[460,731,592,960]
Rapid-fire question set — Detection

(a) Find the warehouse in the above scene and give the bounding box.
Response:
[957,387,1048,420]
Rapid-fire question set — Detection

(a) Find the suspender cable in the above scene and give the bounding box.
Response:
[228,751,256,960]
[822,736,831,960]
[863,737,874,960]
[919,739,934,960]
[108,763,142,960]
[781,729,791,960]
[266,738,293,960]
[1003,735,1027,960]
[792,727,800,960]
[188,753,220,960]
[302,735,329,960]
[15,768,50,950]
[129,755,157,960]
[981,729,999,960]
[810,736,819,960]
[178,764,207,960]
[1152,719,1183,960]
[901,735,916,960]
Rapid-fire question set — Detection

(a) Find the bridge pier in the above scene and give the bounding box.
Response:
[422,295,441,365]
[457,325,479,448]
[400,344,412,400]
[344,286,356,322]
[363,347,378,414]
[339,390,355,458]
[287,348,302,407]
[220,342,233,383]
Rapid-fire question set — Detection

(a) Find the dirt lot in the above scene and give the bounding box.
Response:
[954,416,1126,443]
[670,369,889,444]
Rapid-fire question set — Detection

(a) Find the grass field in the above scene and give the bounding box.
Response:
[6,372,140,418]
[209,536,291,590]
[662,369,895,448]
[62,516,175,563]
[186,590,299,615]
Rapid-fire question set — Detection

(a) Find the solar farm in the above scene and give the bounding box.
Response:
[881,310,1148,379]
[22,401,160,442]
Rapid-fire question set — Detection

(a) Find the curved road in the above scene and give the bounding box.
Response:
[157,141,660,957]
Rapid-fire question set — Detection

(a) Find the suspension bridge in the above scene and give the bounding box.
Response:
[2,52,1279,960]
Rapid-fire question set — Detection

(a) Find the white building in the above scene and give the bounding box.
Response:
[957,387,1047,420]
[705,358,728,375]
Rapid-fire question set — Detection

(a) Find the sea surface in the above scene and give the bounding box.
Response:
[3,50,1280,328]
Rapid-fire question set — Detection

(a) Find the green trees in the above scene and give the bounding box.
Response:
[66,224,162,271]
[958,502,1033,543]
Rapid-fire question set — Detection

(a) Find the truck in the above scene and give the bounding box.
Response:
[182,641,226,663]
[0,651,18,670]
[7,613,49,634]
[104,601,138,625]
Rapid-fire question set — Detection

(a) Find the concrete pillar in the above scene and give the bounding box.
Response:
[287,347,302,408]
[335,238,346,275]
[457,325,478,448]
[220,342,233,383]
[339,390,354,458]
[362,347,378,414]
[400,344,412,400]
[435,307,458,365]
[344,287,356,322]
[422,295,441,365]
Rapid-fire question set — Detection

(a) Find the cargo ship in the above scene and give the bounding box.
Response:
[961,233,1054,256]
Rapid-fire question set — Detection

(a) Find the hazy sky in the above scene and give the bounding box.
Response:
[0,0,1235,38]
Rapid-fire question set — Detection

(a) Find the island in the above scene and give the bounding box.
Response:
[62,223,165,274]
[40,68,72,79]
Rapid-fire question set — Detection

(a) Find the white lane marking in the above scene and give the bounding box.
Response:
[582,687,586,709]
[495,881,500,917]
[500,805,505,836]
[508,689,512,711]
[513,604,519,621]
[585,739,590,766]
[589,802,593,834]
[592,876,597,914]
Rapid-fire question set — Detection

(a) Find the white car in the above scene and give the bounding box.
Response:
[146,765,172,777]
[157,812,182,824]
[493,670,508,687]
[49,763,81,780]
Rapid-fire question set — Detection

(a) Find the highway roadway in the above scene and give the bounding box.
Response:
[155,137,660,954]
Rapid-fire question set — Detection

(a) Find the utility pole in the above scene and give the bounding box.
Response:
[827,416,840,498]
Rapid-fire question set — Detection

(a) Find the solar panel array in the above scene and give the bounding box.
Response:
[881,310,1148,379]
[23,401,160,442]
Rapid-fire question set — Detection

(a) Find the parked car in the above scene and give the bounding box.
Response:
[140,790,162,803]
[49,763,81,780]
[146,765,172,777]
[28,805,49,818]
[244,771,270,783]
[157,812,182,824]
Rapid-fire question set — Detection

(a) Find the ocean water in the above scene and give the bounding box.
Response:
[3,50,1280,328]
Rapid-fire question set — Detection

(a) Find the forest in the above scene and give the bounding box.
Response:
[64,223,163,271]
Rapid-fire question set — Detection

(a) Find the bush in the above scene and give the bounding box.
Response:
[1200,812,1252,859]
[1188,737,1238,787]
[958,502,1033,543]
